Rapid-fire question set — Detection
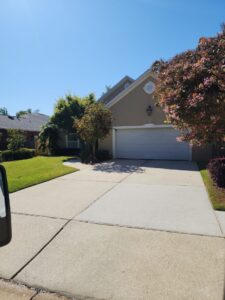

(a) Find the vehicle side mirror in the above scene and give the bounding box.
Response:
[0,165,11,247]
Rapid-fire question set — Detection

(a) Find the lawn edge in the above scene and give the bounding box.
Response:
[9,167,78,194]
[197,162,225,211]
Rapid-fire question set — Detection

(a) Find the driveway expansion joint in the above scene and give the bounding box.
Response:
[74,219,225,239]
[10,218,73,280]
[12,212,70,221]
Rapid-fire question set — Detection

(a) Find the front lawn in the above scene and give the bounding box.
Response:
[198,162,225,211]
[2,156,78,193]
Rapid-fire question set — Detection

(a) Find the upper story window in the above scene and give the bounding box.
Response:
[124,82,130,89]
[143,81,155,95]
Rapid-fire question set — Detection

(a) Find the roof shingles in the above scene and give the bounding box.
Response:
[0,113,49,132]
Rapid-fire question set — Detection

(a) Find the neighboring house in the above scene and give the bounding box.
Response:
[99,69,212,161]
[0,113,49,150]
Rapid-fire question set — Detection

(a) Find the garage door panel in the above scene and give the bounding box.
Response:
[115,128,190,160]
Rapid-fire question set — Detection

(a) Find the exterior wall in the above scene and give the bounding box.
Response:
[110,76,166,126]
[99,130,113,153]
[192,144,213,161]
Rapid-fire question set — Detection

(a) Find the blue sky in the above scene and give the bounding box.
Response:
[0,0,224,116]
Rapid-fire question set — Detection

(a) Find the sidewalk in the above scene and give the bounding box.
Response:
[0,279,74,300]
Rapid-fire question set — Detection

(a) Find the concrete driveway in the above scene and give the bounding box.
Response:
[0,160,224,300]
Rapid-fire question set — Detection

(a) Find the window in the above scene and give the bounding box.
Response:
[143,81,155,95]
[124,82,130,89]
[66,133,80,149]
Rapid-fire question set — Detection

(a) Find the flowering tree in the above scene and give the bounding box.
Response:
[152,25,225,145]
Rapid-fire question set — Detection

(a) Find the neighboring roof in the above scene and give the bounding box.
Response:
[0,113,49,132]
[106,69,156,108]
[98,75,134,104]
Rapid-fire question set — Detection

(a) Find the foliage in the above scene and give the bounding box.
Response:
[80,143,92,163]
[38,123,59,155]
[96,149,112,162]
[0,107,8,115]
[2,156,77,193]
[51,93,95,133]
[16,108,32,118]
[74,102,112,162]
[152,24,225,145]
[198,162,225,210]
[208,158,225,188]
[7,129,26,151]
[0,148,35,162]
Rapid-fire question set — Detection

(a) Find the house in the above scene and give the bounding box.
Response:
[0,113,49,150]
[99,69,212,161]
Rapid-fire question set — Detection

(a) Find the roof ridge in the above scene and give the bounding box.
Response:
[98,75,134,102]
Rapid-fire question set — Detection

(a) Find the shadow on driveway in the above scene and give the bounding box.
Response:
[143,160,199,171]
[93,160,145,173]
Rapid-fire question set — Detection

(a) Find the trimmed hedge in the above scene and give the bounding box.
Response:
[208,157,225,188]
[0,148,35,162]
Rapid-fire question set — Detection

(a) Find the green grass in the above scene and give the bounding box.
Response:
[2,156,78,193]
[198,162,225,211]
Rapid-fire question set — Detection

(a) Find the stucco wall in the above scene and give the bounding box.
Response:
[110,76,165,126]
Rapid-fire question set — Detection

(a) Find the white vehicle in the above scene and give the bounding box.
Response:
[0,165,11,247]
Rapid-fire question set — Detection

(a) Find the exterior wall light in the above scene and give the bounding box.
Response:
[146,105,153,116]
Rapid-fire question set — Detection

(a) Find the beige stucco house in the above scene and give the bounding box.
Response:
[99,69,212,161]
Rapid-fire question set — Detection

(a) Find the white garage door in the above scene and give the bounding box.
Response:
[115,127,190,160]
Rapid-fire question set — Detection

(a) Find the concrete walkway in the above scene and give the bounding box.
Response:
[0,160,224,300]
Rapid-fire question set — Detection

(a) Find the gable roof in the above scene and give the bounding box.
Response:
[98,75,134,104]
[0,113,49,132]
[106,69,156,108]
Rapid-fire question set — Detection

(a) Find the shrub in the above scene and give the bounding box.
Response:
[96,150,112,162]
[7,129,26,151]
[208,158,225,188]
[0,148,35,162]
[54,148,80,156]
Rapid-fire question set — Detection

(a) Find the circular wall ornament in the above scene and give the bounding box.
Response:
[143,81,155,95]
